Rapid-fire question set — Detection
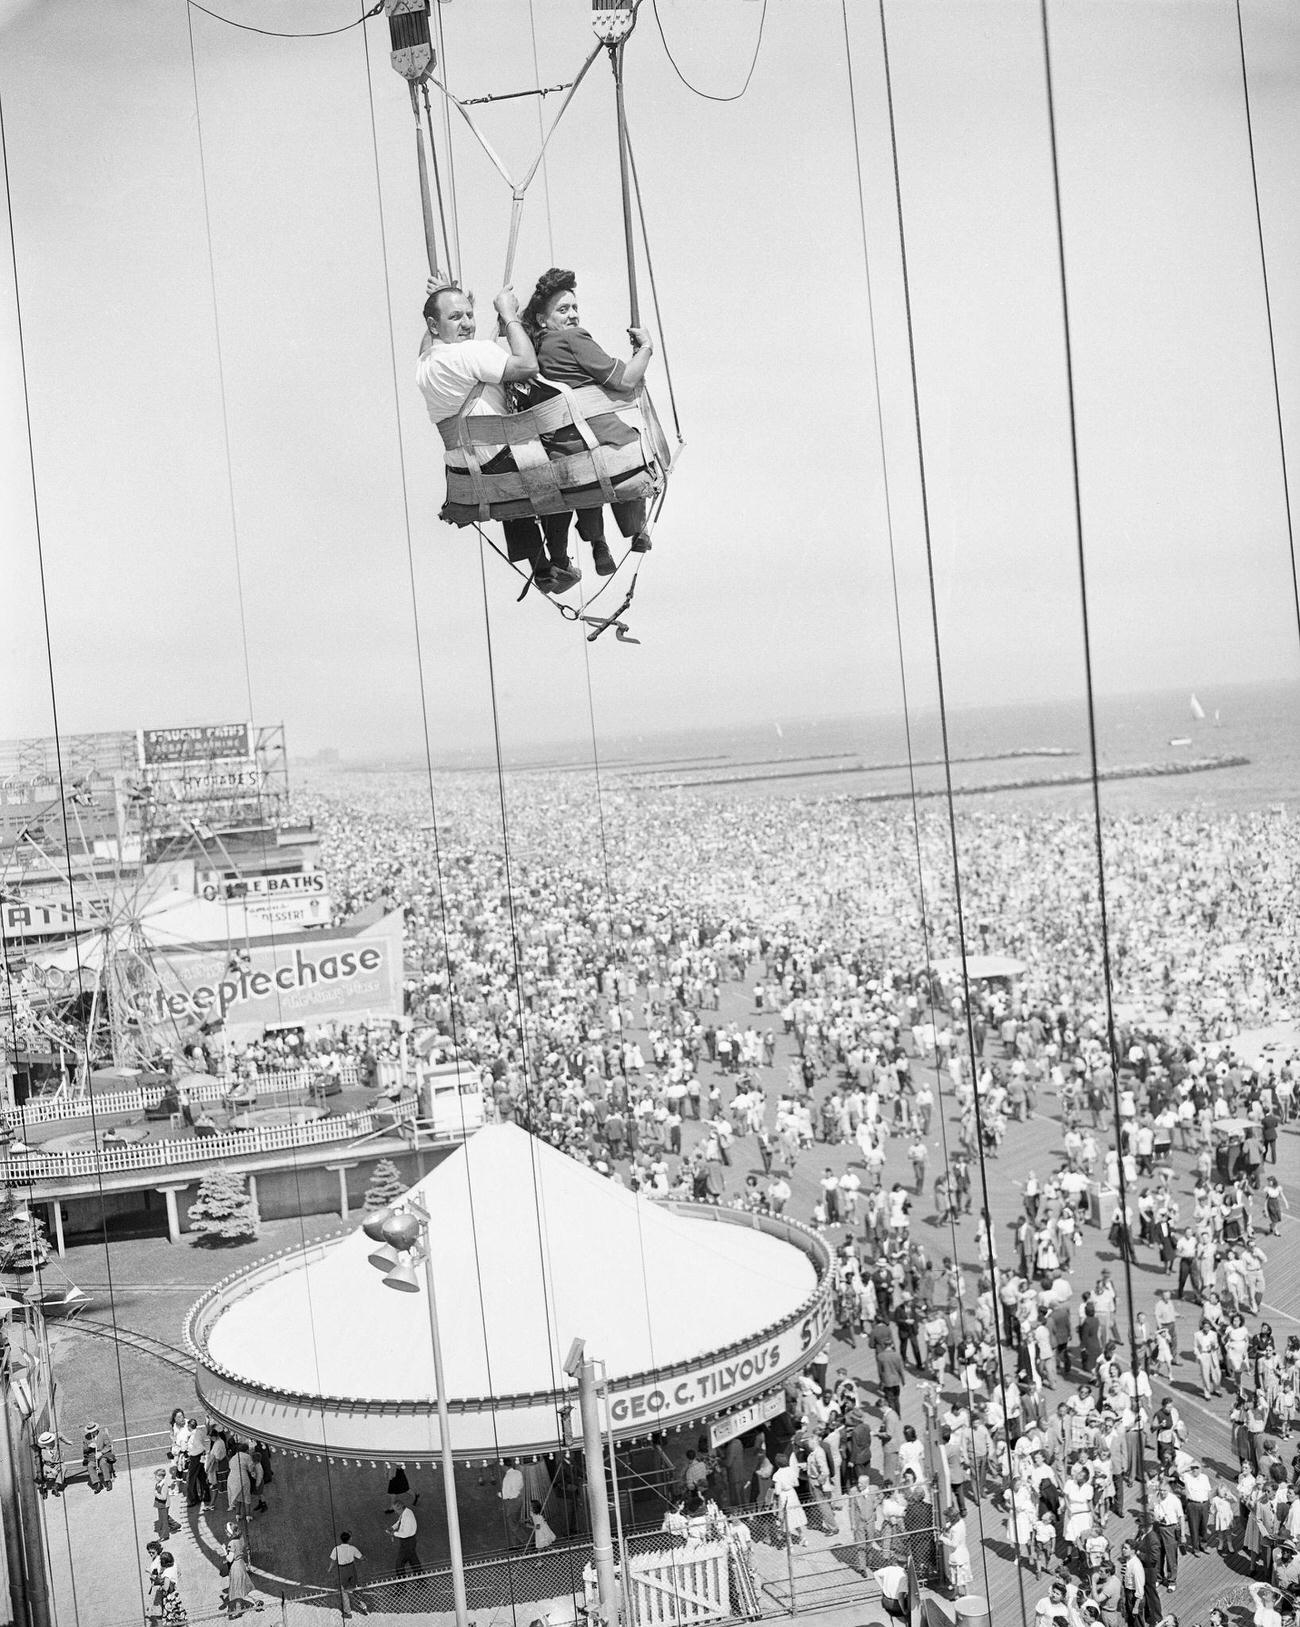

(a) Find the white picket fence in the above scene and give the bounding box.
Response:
[0,1097,418,1183]
[14,1062,362,1126]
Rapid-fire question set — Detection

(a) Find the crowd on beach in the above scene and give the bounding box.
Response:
[135,770,1299,1621]
[296,775,1295,1604]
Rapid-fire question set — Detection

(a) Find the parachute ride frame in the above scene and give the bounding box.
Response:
[385,0,677,638]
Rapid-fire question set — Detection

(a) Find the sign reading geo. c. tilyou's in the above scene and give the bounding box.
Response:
[126,909,404,1034]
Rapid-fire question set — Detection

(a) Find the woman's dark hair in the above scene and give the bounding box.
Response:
[522,267,577,339]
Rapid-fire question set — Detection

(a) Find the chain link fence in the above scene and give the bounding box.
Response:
[277,1493,940,1627]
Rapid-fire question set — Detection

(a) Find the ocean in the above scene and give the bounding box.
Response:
[481,679,1300,815]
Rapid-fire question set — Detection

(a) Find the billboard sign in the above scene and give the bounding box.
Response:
[144,765,268,807]
[139,724,252,766]
[197,869,332,934]
[123,910,403,1036]
[1,894,106,945]
[199,868,327,903]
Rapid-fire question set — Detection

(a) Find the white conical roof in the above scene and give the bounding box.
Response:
[204,1124,817,1404]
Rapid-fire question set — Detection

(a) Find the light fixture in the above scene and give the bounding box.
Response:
[384,1251,421,1293]
[381,1212,423,1254]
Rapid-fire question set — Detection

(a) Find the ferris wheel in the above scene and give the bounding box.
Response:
[0,785,263,1094]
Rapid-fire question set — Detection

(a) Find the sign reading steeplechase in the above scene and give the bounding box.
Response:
[122,909,404,1035]
[139,723,252,766]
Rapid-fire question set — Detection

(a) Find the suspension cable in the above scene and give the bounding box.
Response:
[874,9,1032,1622]
[839,0,996,1584]
[185,0,353,1558]
[621,113,683,447]
[1233,0,1300,649]
[1037,0,1150,1518]
[1,75,151,1619]
[649,0,769,104]
[525,0,556,266]
[477,540,576,1453]
[186,0,381,40]
[360,13,529,1553]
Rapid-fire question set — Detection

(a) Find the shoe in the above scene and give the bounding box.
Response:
[548,564,581,594]
[630,532,652,553]
[591,540,616,576]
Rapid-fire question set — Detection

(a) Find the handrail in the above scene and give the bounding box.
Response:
[0,1098,422,1182]
[13,1062,362,1126]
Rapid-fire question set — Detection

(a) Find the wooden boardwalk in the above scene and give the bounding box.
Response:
[761,1024,1300,1627]
[39,972,1300,1627]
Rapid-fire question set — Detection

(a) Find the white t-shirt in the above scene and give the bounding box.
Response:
[416,338,509,425]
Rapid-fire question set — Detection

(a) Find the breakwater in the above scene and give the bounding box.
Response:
[847,754,1251,805]
[666,747,1076,791]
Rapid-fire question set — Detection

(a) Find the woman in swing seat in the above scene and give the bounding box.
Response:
[521,266,655,577]
[417,277,581,596]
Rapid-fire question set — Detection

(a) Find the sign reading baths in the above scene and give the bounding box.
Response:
[608,1296,832,1429]
[126,910,404,1036]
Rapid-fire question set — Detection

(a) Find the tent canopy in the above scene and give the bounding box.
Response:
[204,1124,818,1405]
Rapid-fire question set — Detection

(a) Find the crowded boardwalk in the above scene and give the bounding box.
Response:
[39,771,1300,1627]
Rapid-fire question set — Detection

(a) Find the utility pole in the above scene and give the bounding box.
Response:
[565,1341,618,1625]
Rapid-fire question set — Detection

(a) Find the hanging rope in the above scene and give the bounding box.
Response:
[839,0,998,1590]
[186,1,355,1558]
[1037,0,1151,1518]
[1233,0,1300,649]
[649,0,768,104]
[476,539,579,1455]
[874,11,1033,1622]
[622,117,683,447]
[607,40,641,327]
[525,0,557,265]
[429,0,463,279]
[362,32,532,1556]
[186,0,381,40]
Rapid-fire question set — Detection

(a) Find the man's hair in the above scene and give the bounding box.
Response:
[340,1530,351,1542]
[424,283,469,325]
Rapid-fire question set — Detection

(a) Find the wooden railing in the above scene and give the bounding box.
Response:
[13,1062,362,1127]
[0,1097,419,1183]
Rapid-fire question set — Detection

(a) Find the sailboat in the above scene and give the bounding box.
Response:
[1190,694,1207,722]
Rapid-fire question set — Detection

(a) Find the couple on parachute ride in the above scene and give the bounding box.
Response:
[417,265,657,597]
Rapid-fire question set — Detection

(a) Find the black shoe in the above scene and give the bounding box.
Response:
[591,540,616,576]
[629,532,652,553]
[548,564,581,594]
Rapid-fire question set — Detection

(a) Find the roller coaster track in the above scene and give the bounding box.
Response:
[65,1317,194,1377]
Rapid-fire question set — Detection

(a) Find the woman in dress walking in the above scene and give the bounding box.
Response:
[222,1522,254,1618]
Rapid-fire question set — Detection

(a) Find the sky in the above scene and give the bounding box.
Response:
[3,0,1299,765]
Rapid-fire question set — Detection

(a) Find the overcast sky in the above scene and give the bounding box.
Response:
[3,0,1298,762]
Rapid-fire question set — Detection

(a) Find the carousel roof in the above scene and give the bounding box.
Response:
[202,1124,818,1405]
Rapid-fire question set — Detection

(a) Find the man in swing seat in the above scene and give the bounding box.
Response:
[521,266,655,577]
[417,277,581,596]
